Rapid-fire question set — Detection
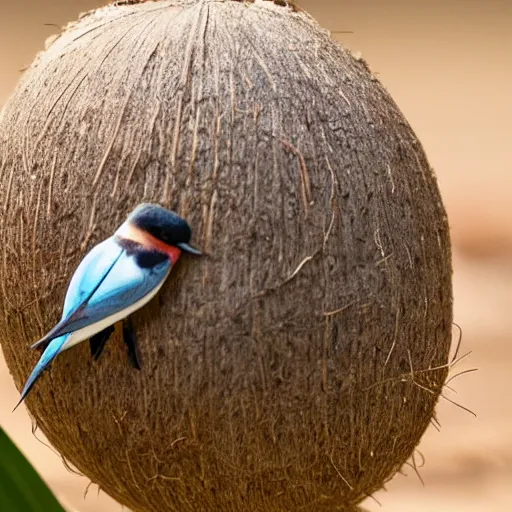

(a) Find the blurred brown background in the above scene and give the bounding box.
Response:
[1,1,510,511]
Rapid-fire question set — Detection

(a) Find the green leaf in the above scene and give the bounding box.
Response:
[0,427,66,512]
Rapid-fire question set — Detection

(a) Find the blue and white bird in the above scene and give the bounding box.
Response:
[15,203,201,409]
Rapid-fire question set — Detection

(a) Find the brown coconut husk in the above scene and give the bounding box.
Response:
[0,1,452,511]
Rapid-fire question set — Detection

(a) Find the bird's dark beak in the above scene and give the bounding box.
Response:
[177,242,202,255]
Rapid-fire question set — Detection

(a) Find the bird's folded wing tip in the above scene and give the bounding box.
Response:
[30,337,50,351]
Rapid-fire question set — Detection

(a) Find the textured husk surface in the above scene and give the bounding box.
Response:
[0,1,452,511]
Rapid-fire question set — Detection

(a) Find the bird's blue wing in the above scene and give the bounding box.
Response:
[31,238,171,349]
[61,238,125,318]
[68,246,171,330]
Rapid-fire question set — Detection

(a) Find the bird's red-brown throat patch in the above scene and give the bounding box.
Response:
[117,223,182,264]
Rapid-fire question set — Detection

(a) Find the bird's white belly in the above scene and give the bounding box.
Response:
[62,280,165,351]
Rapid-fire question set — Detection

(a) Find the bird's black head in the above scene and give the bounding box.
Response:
[127,204,201,254]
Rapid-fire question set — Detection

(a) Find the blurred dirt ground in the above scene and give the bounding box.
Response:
[1,1,511,511]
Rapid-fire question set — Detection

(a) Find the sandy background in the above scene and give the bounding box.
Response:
[1,1,511,511]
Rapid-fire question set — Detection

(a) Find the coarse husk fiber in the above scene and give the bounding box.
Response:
[0,1,452,511]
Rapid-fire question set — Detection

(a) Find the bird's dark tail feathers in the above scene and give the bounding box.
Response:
[13,334,70,411]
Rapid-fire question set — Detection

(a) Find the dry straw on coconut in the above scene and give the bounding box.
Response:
[0,1,452,511]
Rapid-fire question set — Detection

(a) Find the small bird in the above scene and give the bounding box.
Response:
[14,203,201,410]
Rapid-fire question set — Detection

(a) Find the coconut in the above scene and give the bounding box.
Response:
[0,1,452,511]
